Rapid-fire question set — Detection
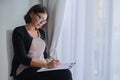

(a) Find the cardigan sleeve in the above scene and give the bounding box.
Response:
[12,28,32,66]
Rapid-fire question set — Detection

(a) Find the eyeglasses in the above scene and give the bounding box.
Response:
[36,14,47,24]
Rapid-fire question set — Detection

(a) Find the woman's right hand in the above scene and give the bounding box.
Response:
[46,59,60,68]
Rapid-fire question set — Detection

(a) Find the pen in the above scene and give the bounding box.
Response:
[50,55,55,60]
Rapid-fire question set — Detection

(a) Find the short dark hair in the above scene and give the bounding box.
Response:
[24,4,48,23]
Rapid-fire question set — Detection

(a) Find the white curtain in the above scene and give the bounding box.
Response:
[61,0,97,80]
[111,0,120,80]
[41,0,120,80]
[42,0,68,59]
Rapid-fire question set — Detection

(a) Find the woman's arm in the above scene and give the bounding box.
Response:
[12,28,32,66]
[30,59,47,68]
[30,58,60,68]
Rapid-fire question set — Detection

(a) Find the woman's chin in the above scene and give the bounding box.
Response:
[36,24,43,29]
[36,26,42,29]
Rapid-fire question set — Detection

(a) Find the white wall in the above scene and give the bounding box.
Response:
[0,0,29,80]
[29,0,41,8]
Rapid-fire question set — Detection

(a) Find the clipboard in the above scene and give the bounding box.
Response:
[37,62,76,72]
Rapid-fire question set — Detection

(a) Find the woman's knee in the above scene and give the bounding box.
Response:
[56,69,73,80]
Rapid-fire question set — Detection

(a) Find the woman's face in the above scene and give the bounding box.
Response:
[30,12,48,29]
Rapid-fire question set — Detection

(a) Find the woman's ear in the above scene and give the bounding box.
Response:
[30,14,33,18]
[30,12,34,17]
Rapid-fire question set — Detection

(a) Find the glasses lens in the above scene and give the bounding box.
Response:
[39,17,47,24]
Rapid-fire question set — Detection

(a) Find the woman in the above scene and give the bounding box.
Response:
[10,4,73,80]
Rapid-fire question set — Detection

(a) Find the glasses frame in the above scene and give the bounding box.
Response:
[35,13,47,24]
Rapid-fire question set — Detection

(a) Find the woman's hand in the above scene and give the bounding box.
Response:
[46,59,61,68]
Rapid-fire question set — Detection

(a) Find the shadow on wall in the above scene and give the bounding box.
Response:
[6,30,13,80]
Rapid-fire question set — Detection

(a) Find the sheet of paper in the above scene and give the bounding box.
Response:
[37,62,76,72]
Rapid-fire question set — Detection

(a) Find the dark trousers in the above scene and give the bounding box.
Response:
[16,67,73,80]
